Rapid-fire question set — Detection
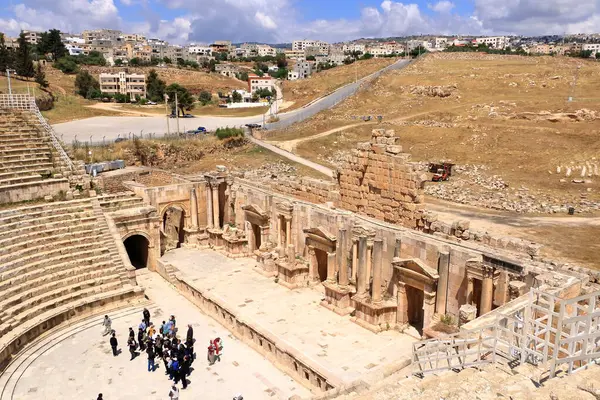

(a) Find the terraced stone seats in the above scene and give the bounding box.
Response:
[0,198,142,370]
[98,192,146,213]
[0,109,69,203]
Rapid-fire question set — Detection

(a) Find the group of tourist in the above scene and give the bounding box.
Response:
[100,309,229,398]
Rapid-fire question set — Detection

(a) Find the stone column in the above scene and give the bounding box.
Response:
[351,239,358,284]
[211,182,220,229]
[190,188,199,229]
[396,281,408,326]
[259,226,267,251]
[366,242,373,290]
[277,216,282,248]
[308,246,318,281]
[326,252,336,283]
[435,251,450,315]
[206,184,213,229]
[467,276,474,305]
[480,266,494,316]
[338,229,349,287]
[357,236,368,296]
[423,290,437,330]
[372,239,383,303]
[285,217,292,247]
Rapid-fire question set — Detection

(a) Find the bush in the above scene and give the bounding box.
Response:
[113,93,129,103]
[54,57,79,74]
[198,90,212,105]
[215,127,244,140]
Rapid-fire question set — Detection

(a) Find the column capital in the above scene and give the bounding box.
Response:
[284,215,292,221]
[482,265,494,279]
[209,181,220,189]
[308,245,315,255]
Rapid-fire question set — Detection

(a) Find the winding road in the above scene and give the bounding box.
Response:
[51,59,410,144]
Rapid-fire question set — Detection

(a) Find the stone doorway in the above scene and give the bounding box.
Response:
[472,278,483,317]
[405,285,425,331]
[251,223,262,250]
[314,248,328,282]
[124,234,150,269]
[162,206,185,254]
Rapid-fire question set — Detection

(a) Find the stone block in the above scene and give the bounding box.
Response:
[386,145,403,154]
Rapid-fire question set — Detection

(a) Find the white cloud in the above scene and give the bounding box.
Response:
[428,1,455,13]
[255,11,277,30]
[131,17,193,44]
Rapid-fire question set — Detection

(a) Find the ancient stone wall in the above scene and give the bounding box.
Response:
[337,129,426,228]
[267,177,339,205]
[98,169,182,193]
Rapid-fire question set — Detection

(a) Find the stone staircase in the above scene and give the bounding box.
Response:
[97,191,146,213]
[0,198,143,365]
[0,109,69,204]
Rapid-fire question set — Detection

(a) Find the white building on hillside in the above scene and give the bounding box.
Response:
[247,74,274,94]
[257,45,276,57]
[99,72,146,101]
[475,36,509,49]
[582,43,600,56]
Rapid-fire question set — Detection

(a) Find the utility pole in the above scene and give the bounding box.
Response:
[6,68,13,95]
[164,93,170,136]
[175,91,180,135]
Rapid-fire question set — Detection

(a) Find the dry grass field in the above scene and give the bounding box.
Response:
[281,57,398,111]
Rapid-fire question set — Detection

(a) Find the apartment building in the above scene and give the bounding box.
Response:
[435,37,448,49]
[284,49,306,60]
[83,29,122,43]
[248,74,274,94]
[342,43,366,53]
[166,45,188,61]
[288,59,312,80]
[215,63,239,78]
[328,51,347,66]
[475,36,509,49]
[292,40,316,51]
[21,30,41,45]
[65,44,84,56]
[4,36,18,49]
[257,44,276,57]
[99,72,146,101]
[188,44,212,56]
[582,43,600,56]
[148,38,168,59]
[210,40,232,53]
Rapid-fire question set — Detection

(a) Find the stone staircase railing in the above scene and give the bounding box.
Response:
[0,94,75,172]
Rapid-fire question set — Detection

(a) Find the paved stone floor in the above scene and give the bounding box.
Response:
[162,248,416,386]
[9,270,309,400]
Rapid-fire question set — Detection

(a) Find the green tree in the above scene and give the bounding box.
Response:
[409,46,428,58]
[34,64,49,88]
[146,69,166,102]
[232,90,242,103]
[114,59,123,66]
[165,83,195,116]
[74,70,99,98]
[80,51,106,66]
[54,57,79,74]
[163,56,172,64]
[596,52,600,59]
[237,71,249,81]
[15,33,35,78]
[0,33,13,72]
[306,55,316,61]
[198,90,212,105]
[37,29,67,60]
[129,57,141,66]
[360,53,373,60]
[208,59,217,72]
[276,53,287,68]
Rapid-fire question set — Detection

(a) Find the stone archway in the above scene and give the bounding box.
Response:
[242,204,269,252]
[123,234,150,269]
[304,227,337,283]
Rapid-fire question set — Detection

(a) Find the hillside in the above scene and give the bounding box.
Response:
[281,57,398,111]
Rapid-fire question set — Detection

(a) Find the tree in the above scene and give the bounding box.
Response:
[306,55,316,61]
[129,57,141,66]
[360,53,373,60]
[163,56,172,64]
[54,57,79,74]
[0,33,13,73]
[198,90,212,105]
[232,90,242,103]
[15,33,35,78]
[254,88,273,99]
[114,59,123,66]
[237,71,248,81]
[276,53,287,68]
[80,51,106,66]
[165,83,195,116]
[37,29,67,60]
[74,70,99,98]
[35,64,49,88]
[146,69,166,102]
[596,52,600,60]
[409,46,428,58]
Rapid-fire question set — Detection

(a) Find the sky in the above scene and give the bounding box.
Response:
[0,0,599,45]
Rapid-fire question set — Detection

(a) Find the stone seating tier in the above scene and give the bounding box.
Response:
[98,192,146,212]
[0,198,139,351]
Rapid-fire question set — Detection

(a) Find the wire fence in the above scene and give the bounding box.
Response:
[264,58,413,131]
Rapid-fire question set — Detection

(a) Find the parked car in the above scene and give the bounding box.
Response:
[245,123,261,129]
[146,101,157,105]
[186,127,208,135]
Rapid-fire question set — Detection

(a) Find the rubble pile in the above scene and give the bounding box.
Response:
[403,84,457,98]
[240,161,297,181]
[413,162,600,213]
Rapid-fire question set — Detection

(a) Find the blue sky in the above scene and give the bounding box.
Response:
[1,0,599,44]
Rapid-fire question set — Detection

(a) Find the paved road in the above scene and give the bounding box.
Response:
[51,59,410,145]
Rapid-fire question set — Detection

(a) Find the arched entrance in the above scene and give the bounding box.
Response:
[124,234,150,269]
[161,205,186,255]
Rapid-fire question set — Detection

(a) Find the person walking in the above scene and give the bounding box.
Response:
[180,355,190,389]
[147,344,156,372]
[128,336,137,360]
[102,315,112,336]
[163,355,171,376]
[109,332,118,356]
[128,327,135,340]
[168,385,179,400]
[143,308,151,327]
[138,328,146,352]
[97,394,104,400]
[170,358,180,382]
[185,324,194,361]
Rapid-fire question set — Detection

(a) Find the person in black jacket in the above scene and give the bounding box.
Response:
[180,355,190,389]
[186,324,194,361]
[143,308,151,327]
[137,328,145,351]
[109,332,118,356]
